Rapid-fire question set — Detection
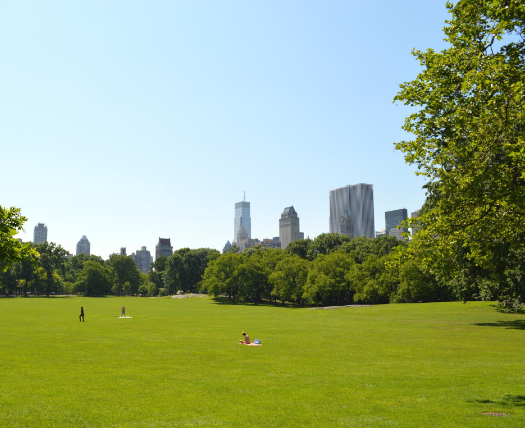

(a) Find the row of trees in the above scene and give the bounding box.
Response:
[0,242,219,297]
[202,234,454,306]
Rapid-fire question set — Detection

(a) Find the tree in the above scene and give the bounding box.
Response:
[0,267,18,296]
[0,206,38,272]
[35,242,68,297]
[107,254,141,296]
[285,239,312,259]
[394,0,525,310]
[306,233,350,260]
[202,253,243,302]
[74,261,112,296]
[270,255,309,305]
[303,252,354,306]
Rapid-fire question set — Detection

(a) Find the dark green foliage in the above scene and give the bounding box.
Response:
[35,242,68,297]
[306,233,350,260]
[74,261,112,296]
[107,254,141,296]
[164,248,220,294]
[284,238,312,259]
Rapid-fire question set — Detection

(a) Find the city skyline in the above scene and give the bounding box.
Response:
[3,1,445,258]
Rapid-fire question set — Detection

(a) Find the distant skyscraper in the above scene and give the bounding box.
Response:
[33,223,47,244]
[279,206,301,250]
[385,209,408,240]
[76,236,91,256]
[329,184,375,238]
[411,210,421,237]
[120,247,127,256]
[234,194,251,243]
[340,204,354,239]
[223,240,232,253]
[155,238,173,260]
[132,246,153,274]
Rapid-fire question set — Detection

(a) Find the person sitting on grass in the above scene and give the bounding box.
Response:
[239,332,250,344]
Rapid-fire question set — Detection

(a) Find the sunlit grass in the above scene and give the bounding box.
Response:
[0,297,524,427]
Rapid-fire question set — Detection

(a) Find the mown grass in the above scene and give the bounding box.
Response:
[0,297,524,427]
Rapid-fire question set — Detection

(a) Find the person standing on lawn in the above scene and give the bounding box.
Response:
[79,307,84,322]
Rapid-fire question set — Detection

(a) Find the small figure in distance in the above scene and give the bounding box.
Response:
[79,307,84,322]
[239,332,250,345]
[121,306,126,317]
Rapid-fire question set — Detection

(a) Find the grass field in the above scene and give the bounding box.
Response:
[0,296,524,427]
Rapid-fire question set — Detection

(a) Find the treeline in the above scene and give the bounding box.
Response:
[0,243,219,297]
[202,233,453,306]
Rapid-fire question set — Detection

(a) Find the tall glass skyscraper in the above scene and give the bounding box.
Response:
[234,197,251,243]
[329,184,375,238]
[385,209,408,240]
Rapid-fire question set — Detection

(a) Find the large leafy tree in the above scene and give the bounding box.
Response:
[35,242,68,297]
[107,254,141,296]
[395,0,525,309]
[0,206,38,272]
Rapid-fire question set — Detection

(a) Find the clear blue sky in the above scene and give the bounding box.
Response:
[1,0,450,258]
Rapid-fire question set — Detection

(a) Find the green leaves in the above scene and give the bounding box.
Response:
[395,0,525,309]
[0,205,38,272]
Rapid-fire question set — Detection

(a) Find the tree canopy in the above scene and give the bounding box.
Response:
[394,0,525,310]
[0,206,38,272]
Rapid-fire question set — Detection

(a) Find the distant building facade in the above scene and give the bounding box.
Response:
[132,246,153,274]
[33,223,48,244]
[76,236,91,256]
[234,197,251,243]
[376,229,386,238]
[155,238,173,260]
[411,210,420,237]
[329,184,375,238]
[223,240,232,253]
[340,204,354,239]
[385,209,408,240]
[279,206,301,250]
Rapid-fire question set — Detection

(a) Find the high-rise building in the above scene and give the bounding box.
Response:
[385,209,408,240]
[340,204,354,239]
[329,184,375,238]
[223,241,232,253]
[33,223,47,244]
[411,210,420,237]
[234,195,251,243]
[236,225,250,250]
[279,206,301,250]
[132,246,153,274]
[76,236,91,256]
[155,238,173,260]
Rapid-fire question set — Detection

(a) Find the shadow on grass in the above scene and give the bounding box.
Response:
[469,395,525,408]
[475,320,525,330]
[209,296,303,309]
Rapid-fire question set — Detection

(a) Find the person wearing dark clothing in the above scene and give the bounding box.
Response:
[79,307,84,322]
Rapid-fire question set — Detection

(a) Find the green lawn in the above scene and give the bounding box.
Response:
[0,297,524,427]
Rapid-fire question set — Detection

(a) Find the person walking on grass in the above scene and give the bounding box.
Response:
[121,306,126,317]
[79,307,84,322]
